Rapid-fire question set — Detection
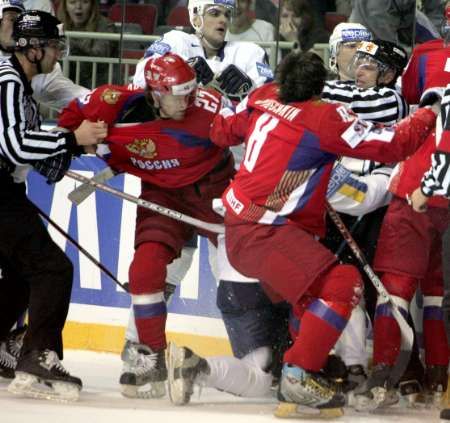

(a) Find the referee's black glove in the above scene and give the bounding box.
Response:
[33,152,72,184]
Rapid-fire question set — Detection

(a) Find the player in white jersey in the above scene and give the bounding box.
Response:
[132,0,273,101]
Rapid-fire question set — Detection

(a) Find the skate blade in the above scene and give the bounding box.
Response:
[120,381,166,399]
[167,343,190,406]
[8,372,80,402]
[274,402,343,419]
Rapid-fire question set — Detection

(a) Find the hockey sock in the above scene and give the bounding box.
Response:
[284,264,362,371]
[423,295,449,366]
[373,272,416,365]
[129,242,174,351]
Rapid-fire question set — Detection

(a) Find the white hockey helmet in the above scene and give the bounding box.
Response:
[0,0,24,19]
[329,22,372,74]
[188,0,235,32]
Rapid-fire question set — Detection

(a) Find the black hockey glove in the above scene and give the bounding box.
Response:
[216,64,253,100]
[33,151,72,184]
[419,88,443,107]
[187,56,214,86]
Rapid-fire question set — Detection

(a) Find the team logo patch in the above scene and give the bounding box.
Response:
[256,62,273,79]
[126,138,158,159]
[341,119,373,148]
[146,41,171,57]
[101,89,121,105]
[358,41,378,56]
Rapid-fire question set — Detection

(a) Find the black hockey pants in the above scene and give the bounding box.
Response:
[0,172,73,359]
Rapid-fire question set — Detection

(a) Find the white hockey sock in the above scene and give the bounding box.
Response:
[334,303,368,368]
[202,347,273,397]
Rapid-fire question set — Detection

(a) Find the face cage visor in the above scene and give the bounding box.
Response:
[347,52,390,80]
[18,36,69,58]
[203,4,234,21]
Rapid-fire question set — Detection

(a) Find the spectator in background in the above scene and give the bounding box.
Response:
[349,0,441,45]
[57,0,116,88]
[279,0,329,52]
[226,0,274,44]
[335,0,352,17]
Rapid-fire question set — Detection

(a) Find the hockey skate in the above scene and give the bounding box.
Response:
[167,342,210,405]
[275,364,345,419]
[353,364,399,412]
[8,349,82,402]
[119,340,167,399]
[419,365,448,408]
[0,325,27,380]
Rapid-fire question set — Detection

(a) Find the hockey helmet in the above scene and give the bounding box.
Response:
[144,53,197,96]
[0,0,24,19]
[329,22,372,74]
[13,10,68,56]
[188,0,235,30]
[350,39,408,76]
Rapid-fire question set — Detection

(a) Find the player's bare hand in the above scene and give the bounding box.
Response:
[407,188,428,213]
[74,120,107,146]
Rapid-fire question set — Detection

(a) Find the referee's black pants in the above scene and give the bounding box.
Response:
[0,173,73,359]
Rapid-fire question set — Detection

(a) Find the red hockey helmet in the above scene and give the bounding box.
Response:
[144,53,197,96]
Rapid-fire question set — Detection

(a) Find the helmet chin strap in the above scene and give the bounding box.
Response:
[25,48,44,74]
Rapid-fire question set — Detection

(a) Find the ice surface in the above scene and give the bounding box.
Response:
[0,350,443,423]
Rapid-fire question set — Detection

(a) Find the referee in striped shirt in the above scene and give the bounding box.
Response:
[0,10,106,399]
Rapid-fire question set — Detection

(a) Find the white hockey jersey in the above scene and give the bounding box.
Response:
[32,63,89,111]
[132,30,273,89]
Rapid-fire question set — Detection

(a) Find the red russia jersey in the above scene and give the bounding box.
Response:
[211,83,437,237]
[59,85,228,188]
[402,39,450,104]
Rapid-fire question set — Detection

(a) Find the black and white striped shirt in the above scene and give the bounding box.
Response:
[0,55,76,177]
[421,85,450,198]
[322,80,408,125]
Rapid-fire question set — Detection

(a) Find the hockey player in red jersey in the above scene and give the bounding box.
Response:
[360,84,450,411]
[58,53,235,399]
[209,51,439,417]
[402,4,450,106]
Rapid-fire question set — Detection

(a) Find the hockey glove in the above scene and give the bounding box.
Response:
[187,56,214,86]
[33,151,72,184]
[216,64,253,100]
[419,88,444,107]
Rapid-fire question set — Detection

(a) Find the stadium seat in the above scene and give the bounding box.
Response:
[120,49,144,81]
[324,12,347,33]
[166,6,190,27]
[108,3,158,35]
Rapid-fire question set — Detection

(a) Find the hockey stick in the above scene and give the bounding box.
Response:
[68,166,116,205]
[325,201,413,387]
[33,202,128,292]
[65,170,225,234]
